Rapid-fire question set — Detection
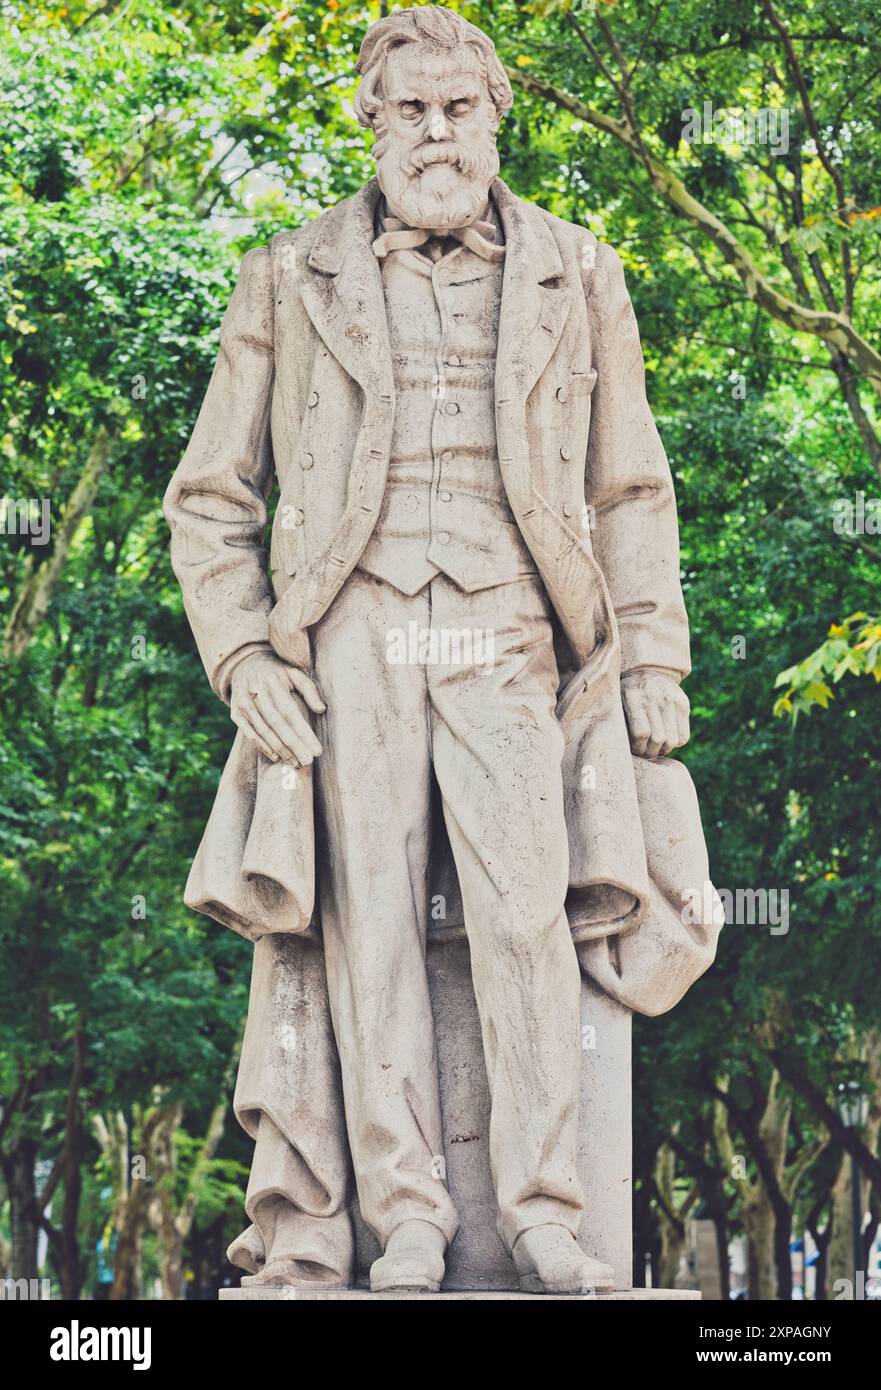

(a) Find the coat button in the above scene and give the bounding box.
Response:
[563,503,573,517]
[446,354,462,367]
[560,446,573,461]
[301,452,314,470]
[440,450,453,465]
[556,385,569,404]
[437,531,451,545]
[294,508,305,526]
[308,390,319,408]
[439,490,452,502]
[444,401,460,415]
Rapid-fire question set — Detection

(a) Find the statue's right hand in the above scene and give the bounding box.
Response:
[229,652,325,766]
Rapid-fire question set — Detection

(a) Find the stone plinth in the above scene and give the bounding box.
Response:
[220,1288,698,1302]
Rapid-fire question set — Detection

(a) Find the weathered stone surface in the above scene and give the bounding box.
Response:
[352,941,632,1291]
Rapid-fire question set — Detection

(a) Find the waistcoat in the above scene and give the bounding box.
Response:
[356,219,538,595]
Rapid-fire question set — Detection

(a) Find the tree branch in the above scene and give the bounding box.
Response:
[505,66,881,395]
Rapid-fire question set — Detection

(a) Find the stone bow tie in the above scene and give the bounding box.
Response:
[372,215,505,264]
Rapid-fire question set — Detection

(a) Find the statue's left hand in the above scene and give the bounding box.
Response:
[620,671,690,759]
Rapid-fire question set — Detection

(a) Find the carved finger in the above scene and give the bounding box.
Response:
[286,667,327,714]
[623,689,652,756]
[231,708,279,763]
[261,687,322,763]
[243,699,295,763]
[675,703,691,748]
[661,701,681,754]
[645,704,667,759]
[264,676,322,757]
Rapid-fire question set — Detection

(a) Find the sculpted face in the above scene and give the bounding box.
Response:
[373,43,500,230]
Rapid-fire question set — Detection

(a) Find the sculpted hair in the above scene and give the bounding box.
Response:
[354,5,513,133]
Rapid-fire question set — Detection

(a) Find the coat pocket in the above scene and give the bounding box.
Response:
[569,367,598,397]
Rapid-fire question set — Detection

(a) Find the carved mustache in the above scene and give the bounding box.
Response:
[399,141,491,179]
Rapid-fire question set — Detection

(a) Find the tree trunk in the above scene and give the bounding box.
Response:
[4,1139,40,1280]
[58,1029,86,1300]
[806,1194,831,1301]
[147,1103,184,1300]
[108,1103,178,1301]
[743,1184,777,1301]
[813,1230,830,1301]
[657,1214,686,1289]
[110,1182,148,1300]
[828,1154,855,1290]
[774,1204,793,1301]
[710,1202,731,1301]
[4,427,113,660]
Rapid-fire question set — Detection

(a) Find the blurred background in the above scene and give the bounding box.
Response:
[1,0,879,1300]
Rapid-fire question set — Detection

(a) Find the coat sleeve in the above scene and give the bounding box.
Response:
[584,242,691,681]
[163,246,277,700]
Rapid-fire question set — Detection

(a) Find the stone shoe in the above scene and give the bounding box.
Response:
[513,1225,615,1295]
[241,1260,346,1290]
[370,1220,447,1293]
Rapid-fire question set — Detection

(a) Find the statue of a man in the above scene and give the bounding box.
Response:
[165,6,718,1296]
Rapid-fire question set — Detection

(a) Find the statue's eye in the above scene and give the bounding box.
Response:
[400,100,424,119]
[446,98,473,119]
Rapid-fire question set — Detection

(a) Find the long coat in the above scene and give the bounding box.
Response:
[164,177,722,1016]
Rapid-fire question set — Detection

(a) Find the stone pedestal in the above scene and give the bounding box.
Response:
[220,1288,698,1301]
[349,935,631,1292]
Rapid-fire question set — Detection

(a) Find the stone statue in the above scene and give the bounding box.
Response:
[164,6,723,1298]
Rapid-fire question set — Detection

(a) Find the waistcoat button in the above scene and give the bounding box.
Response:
[301,452,314,470]
[560,446,573,461]
[444,401,460,415]
[308,390,319,408]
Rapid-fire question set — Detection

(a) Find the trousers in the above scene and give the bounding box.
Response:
[312,569,584,1252]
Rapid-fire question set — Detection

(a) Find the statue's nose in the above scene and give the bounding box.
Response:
[427,110,448,142]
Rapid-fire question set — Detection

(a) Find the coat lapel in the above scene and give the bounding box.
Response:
[491,180,571,512]
[492,179,571,408]
[300,178,395,404]
[273,180,395,641]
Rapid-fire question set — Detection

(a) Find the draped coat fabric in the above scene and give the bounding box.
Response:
[164,176,723,1020]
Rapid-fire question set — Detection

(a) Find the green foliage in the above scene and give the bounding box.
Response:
[774,613,881,720]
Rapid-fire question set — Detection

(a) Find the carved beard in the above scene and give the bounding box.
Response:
[374,133,500,231]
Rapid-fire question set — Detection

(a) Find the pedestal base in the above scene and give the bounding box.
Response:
[219,1287,700,1302]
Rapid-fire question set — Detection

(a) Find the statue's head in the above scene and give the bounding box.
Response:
[354,6,513,231]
